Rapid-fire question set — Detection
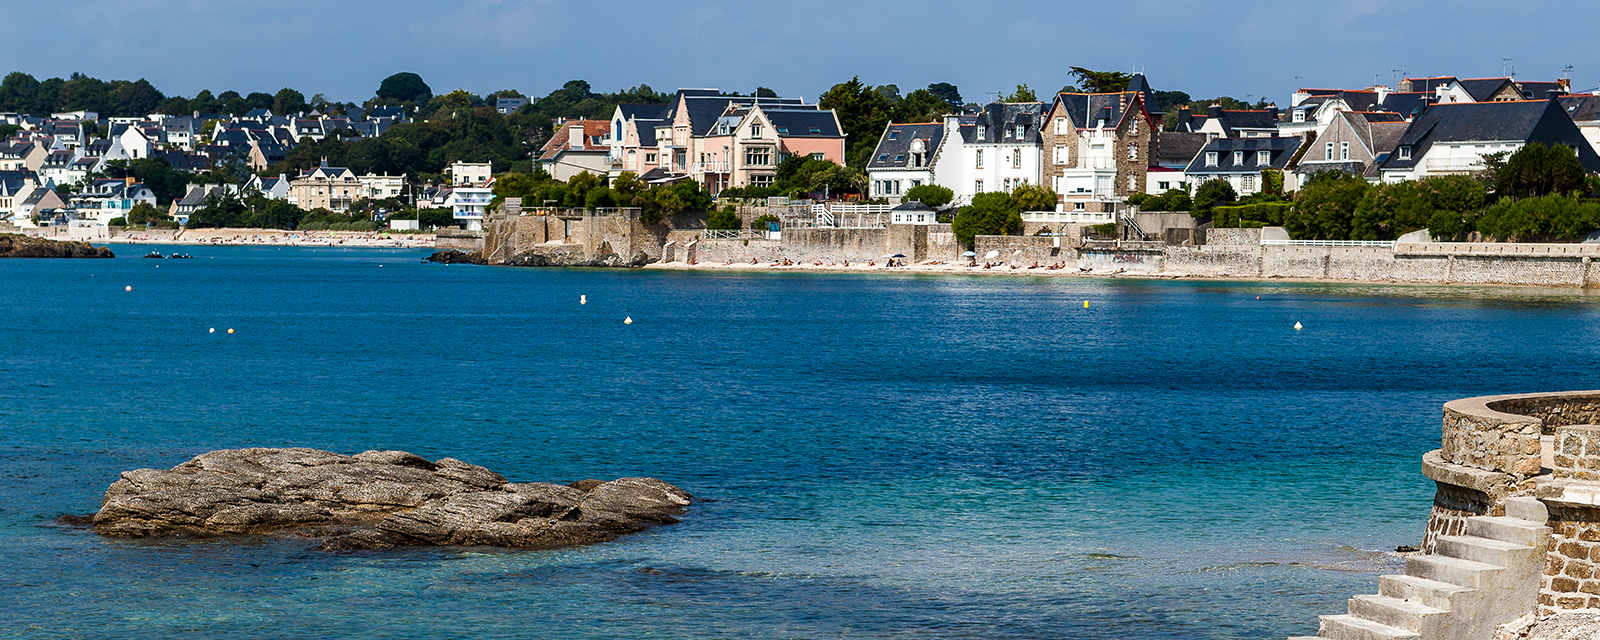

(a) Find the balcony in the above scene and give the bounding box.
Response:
[693,162,730,174]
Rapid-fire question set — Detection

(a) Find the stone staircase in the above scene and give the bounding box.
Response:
[1290,497,1551,640]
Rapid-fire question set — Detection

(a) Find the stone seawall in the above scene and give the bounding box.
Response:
[1162,241,1600,288]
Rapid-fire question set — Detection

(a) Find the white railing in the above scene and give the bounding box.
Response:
[703,229,768,239]
[1263,239,1396,248]
[693,162,730,173]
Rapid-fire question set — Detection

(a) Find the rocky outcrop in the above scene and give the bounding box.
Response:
[0,234,113,258]
[82,448,691,552]
[423,249,486,264]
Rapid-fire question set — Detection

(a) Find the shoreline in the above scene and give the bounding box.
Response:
[108,230,435,249]
[640,258,1600,291]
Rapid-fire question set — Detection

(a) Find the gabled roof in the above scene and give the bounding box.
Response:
[1458,77,1516,101]
[1051,92,1145,131]
[617,103,670,121]
[1518,81,1567,100]
[1380,99,1600,172]
[869,122,944,170]
[1402,77,1458,94]
[1374,92,1431,118]
[538,120,609,160]
[1184,136,1304,174]
[1296,90,1380,113]
[961,102,1045,143]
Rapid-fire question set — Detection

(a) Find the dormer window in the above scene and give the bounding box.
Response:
[1293,110,1306,123]
[1205,151,1218,166]
[1014,125,1025,139]
[1399,146,1412,160]
[751,123,762,137]
[1257,150,1270,165]
[977,125,986,139]
[1232,151,1243,165]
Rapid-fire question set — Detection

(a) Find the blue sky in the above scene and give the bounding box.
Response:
[9,0,1594,105]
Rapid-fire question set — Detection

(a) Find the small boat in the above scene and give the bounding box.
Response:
[169,253,192,259]
[143,251,164,259]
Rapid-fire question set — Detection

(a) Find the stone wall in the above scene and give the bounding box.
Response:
[1537,424,1600,614]
[483,212,666,266]
[435,230,484,252]
[974,235,1068,266]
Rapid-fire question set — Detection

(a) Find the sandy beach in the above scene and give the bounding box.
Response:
[105,229,436,249]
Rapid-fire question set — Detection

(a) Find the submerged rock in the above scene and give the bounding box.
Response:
[0,234,114,258]
[81,447,690,551]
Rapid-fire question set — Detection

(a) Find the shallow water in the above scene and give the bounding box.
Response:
[3,246,1598,639]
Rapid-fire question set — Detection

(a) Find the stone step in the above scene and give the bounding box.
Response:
[1434,534,1542,567]
[1504,496,1549,523]
[1348,594,1448,633]
[1465,515,1550,547]
[1318,614,1420,640]
[1405,554,1503,589]
[1378,574,1470,611]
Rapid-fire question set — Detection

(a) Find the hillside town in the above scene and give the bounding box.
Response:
[1,69,1598,245]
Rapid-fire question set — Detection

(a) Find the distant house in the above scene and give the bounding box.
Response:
[1295,111,1409,181]
[71,179,158,223]
[0,142,48,171]
[866,121,945,202]
[495,97,528,114]
[247,139,289,171]
[1558,94,1600,155]
[693,103,845,191]
[1039,87,1158,215]
[1148,131,1207,194]
[1184,136,1306,196]
[1378,99,1600,182]
[245,173,291,200]
[359,173,407,202]
[446,161,493,187]
[288,162,361,212]
[539,121,612,181]
[1175,104,1282,139]
[953,102,1047,203]
[169,185,233,223]
[446,182,492,231]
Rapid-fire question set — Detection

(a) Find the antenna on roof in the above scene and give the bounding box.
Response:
[1503,58,1513,77]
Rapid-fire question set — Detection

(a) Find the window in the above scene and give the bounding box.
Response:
[1055,118,1067,134]
[745,147,772,166]
[750,123,763,137]
[911,179,921,187]
[1013,150,1022,169]
[1399,146,1412,160]
[1015,125,1025,139]
[975,150,984,169]
[1158,181,1170,190]
[776,128,789,135]
[1340,142,1349,161]
[811,153,825,160]
[646,152,657,163]
[1326,142,1334,160]
[809,128,821,134]
[1054,146,1067,163]
[977,125,986,139]
[1131,119,1138,134]
[888,131,899,140]
[1257,150,1270,165]
[1242,175,1256,191]
[1293,110,1306,123]
[1205,152,1218,166]
[975,179,985,193]
[750,175,774,187]
[1128,174,1137,189]
[1232,151,1243,165]
[895,154,905,162]
[1073,202,1085,211]
[1128,143,1138,160]
[878,154,888,163]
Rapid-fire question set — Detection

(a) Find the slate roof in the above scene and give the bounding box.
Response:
[1180,107,1280,136]
[1052,92,1144,130]
[1559,95,1600,122]
[1379,99,1600,172]
[960,102,1045,143]
[1518,81,1567,100]
[665,92,805,136]
[868,122,945,170]
[1458,77,1516,101]
[765,108,841,137]
[1297,90,1380,113]
[1155,131,1207,167]
[1126,74,1160,115]
[617,104,669,121]
[1402,77,1458,94]
[633,119,662,146]
[1374,92,1431,118]
[1184,136,1304,175]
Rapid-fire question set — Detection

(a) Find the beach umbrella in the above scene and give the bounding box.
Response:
[890,254,905,258]
[962,251,976,257]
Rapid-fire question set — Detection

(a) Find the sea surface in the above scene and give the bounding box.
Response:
[3,246,1599,639]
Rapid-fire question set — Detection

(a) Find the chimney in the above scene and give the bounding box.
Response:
[1267,104,1279,120]
[1179,106,1191,127]
[1208,104,1224,119]
[569,124,586,150]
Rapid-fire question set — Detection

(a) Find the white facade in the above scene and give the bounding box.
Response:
[447,186,492,231]
[1381,141,1525,183]
[360,173,406,201]
[447,161,492,186]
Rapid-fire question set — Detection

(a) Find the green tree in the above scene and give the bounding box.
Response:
[819,77,892,169]
[273,88,307,115]
[612,171,643,197]
[1286,171,1373,239]
[707,205,741,230]
[952,192,1022,243]
[926,82,962,109]
[1003,84,1038,103]
[377,72,432,104]
[903,184,953,208]
[1191,179,1237,217]
[1069,68,1133,93]
[1353,176,1485,240]
[125,201,168,226]
[1495,143,1586,199]
[1012,183,1058,211]
[889,89,953,123]
[755,87,778,98]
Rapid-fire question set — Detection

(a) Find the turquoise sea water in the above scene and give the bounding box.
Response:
[3,246,1599,639]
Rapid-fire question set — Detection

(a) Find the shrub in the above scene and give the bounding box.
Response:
[1211,202,1290,228]
[952,192,1021,243]
[903,184,954,208]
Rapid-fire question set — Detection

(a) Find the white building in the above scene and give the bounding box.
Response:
[866,122,944,203]
[447,184,492,231]
[447,161,492,186]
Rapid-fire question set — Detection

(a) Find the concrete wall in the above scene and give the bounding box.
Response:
[974,235,1069,266]
[436,229,484,252]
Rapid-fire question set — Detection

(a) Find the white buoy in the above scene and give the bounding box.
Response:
[209,328,215,334]
[623,316,633,324]
[125,285,132,291]
[1293,321,1303,330]
[581,295,587,305]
